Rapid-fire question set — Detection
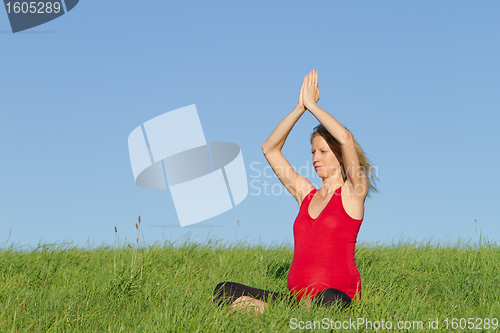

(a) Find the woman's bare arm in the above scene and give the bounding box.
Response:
[261,106,305,154]
[261,80,314,204]
[261,79,307,154]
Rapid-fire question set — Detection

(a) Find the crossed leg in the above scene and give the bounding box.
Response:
[213,282,292,314]
[213,282,352,314]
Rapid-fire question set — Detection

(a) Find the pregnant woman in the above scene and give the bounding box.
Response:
[213,69,377,314]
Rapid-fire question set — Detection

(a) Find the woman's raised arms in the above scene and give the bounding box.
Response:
[261,80,315,205]
[302,69,369,200]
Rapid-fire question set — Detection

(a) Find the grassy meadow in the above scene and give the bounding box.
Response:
[1,235,499,332]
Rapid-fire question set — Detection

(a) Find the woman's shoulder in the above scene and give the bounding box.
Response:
[297,185,317,207]
[340,181,365,220]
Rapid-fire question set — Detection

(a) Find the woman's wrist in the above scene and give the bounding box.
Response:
[293,104,306,113]
[305,101,318,111]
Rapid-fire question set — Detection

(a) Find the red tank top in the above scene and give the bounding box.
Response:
[287,186,363,300]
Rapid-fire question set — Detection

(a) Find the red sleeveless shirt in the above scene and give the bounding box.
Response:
[287,186,363,300]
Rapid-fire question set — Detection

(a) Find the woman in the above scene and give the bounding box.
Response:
[213,69,377,314]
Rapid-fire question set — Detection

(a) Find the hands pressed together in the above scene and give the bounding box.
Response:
[297,69,320,111]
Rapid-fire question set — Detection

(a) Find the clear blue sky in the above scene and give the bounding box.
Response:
[1,1,499,249]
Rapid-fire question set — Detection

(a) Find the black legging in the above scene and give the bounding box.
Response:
[213,281,352,309]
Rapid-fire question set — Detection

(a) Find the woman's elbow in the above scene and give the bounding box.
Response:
[261,143,273,155]
[340,129,353,145]
[262,141,280,154]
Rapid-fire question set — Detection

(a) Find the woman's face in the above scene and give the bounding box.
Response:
[311,135,341,179]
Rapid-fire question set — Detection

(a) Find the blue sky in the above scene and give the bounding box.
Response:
[1,1,499,249]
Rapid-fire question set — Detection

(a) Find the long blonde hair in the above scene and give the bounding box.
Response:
[311,124,379,198]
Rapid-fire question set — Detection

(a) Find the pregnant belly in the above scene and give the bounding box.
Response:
[287,260,360,300]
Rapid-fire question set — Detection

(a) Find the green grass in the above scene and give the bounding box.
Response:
[1,237,499,332]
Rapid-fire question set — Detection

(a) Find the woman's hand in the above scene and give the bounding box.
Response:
[296,82,305,111]
[302,69,320,110]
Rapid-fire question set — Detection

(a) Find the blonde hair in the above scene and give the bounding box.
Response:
[311,124,378,198]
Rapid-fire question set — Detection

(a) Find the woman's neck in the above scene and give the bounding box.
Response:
[319,176,344,196]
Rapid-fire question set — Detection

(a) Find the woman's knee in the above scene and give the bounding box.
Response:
[213,282,235,305]
[213,282,229,294]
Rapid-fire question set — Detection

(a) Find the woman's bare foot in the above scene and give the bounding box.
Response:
[229,296,268,315]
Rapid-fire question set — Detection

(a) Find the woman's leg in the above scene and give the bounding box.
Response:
[213,282,288,314]
[213,281,286,306]
[312,288,352,309]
